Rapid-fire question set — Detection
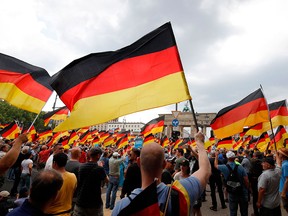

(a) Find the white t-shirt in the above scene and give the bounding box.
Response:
[21,159,33,174]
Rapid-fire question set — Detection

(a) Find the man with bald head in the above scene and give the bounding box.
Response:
[112,131,211,216]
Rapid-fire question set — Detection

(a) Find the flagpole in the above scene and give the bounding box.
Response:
[260,85,277,151]
[27,113,40,133]
[188,99,199,132]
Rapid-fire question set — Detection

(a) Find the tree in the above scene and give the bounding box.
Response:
[0,100,47,130]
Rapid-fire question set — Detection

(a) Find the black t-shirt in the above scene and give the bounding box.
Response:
[76,162,106,208]
[122,163,141,196]
[161,169,174,185]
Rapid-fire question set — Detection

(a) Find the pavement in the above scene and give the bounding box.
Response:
[1,170,284,216]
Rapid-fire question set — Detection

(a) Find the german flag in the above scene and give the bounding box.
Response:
[173,138,184,149]
[51,22,191,132]
[103,135,115,147]
[217,137,233,150]
[92,136,100,146]
[115,130,130,141]
[68,130,79,145]
[141,116,165,137]
[118,181,160,216]
[143,134,155,145]
[269,126,288,150]
[0,122,21,140]
[161,135,170,148]
[0,53,53,113]
[210,89,269,139]
[116,134,129,149]
[255,132,270,152]
[79,130,90,143]
[246,99,288,136]
[22,125,37,142]
[37,128,53,142]
[204,137,215,149]
[43,106,69,126]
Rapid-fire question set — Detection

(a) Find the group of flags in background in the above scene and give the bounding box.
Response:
[0,21,288,152]
[210,88,288,151]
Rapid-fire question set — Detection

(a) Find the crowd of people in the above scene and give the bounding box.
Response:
[0,132,288,216]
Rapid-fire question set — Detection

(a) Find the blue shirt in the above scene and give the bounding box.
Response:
[279,160,288,196]
[7,200,45,216]
[112,176,202,216]
[218,162,248,194]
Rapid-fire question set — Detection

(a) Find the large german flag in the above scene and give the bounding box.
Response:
[141,116,165,137]
[246,99,288,136]
[118,181,160,216]
[0,53,53,113]
[51,22,191,132]
[0,122,21,140]
[210,89,269,139]
[43,106,69,126]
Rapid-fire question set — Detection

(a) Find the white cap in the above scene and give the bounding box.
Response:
[226,151,235,159]
[0,191,10,198]
[113,152,120,157]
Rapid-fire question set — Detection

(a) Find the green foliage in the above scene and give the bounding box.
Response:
[0,100,46,130]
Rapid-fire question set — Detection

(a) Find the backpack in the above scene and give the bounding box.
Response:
[226,164,242,194]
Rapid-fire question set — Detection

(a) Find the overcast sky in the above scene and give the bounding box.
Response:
[1,0,287,124]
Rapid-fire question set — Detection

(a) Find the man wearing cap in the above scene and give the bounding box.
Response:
[215,150,249,216]
[74,147,108,216]
[161,156,176,184]
[0,190,15,215]
[256,156,281,215]
[277,147,288,213]
[106,151,125,210]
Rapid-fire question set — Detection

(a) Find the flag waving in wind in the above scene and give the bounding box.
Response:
[43,106,70,126]
[210,89,269,139]
[0,53,53,113]
[141,116,165,137]
[50,22,191,132]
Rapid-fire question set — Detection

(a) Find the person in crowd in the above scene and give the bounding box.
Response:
[120,148,141,198]
[208,150,226,211]
[7,169,63,216]
[277,147,288,214]
[0,190,15,215]
[78,147,87,163]
[241,149,252,202]
[10,145,30,197]
[100,151,110,176]
[37,145,51,170]
[249,151,263,216]
[256,156,281,215]
[174,158,190,180]
[44,152,77,216]
[106,151,125,210]
[14,187,29,207]
[0,134,28,191]
[44,143,64,170]
[65,147,81,210]
[0,144,9,159]
[173,148,185,176]
[74,147,108,216]
[215,150,249,216]
[112,131,211,216]
[161,156,176,185]
[65,147,81,177]
[19,151,33,190]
